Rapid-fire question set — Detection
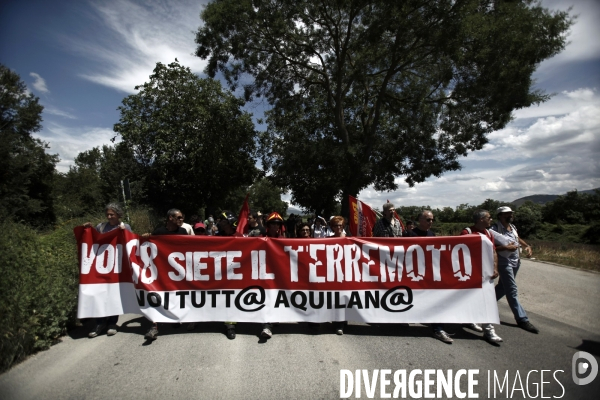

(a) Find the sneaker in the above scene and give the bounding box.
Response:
[144,326,158,340]
[226,327,236,340]
[484,329,503,343]
[517,320,539,334]
[186,323,196,331]
[106,324,118,336]
[88,323,107,338]
[433,330,454,344]
[261,328,272,339]
[464,323,483,332]
[335,322,344,335]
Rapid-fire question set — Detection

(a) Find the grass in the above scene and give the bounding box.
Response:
[528,239,600,272]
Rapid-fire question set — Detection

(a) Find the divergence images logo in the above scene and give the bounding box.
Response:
[572,351,598,385]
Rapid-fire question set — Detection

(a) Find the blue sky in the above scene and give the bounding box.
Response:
[1,0,599,210]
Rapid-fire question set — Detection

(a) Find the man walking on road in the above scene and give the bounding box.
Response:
[491,206,539,334]
[461,210,502,344]
[142,208,189,340]
[406,210,453,344]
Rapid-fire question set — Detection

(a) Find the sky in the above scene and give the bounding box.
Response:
[1,0,599,211]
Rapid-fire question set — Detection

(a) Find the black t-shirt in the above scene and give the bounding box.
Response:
[405,227,436,237]
[152,226,188,235]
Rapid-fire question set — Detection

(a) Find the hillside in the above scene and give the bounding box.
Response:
[512,188,599,207]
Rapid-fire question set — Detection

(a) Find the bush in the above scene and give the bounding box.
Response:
[0,220,80,373]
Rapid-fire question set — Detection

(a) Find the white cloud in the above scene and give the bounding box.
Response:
[43,106,77,120]
[35,123,119,172]
[357,86,600,209]
[29,72,49,93]
[61,0,210,93]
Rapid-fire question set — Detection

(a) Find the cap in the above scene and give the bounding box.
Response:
[208,217,214,223]
[496,206,514,215]
[193,222,205,230]
[266,212,283,224]
[220,211,238,226]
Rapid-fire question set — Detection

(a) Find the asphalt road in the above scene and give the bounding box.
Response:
[1,259,599,399]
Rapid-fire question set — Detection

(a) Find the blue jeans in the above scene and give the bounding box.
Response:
[495,260,528,323]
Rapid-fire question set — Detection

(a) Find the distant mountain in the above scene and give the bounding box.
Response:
[512,188,599,207]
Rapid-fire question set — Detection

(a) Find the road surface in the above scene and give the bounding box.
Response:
[1,259,599,399]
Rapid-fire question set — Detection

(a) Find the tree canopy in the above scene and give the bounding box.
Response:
[113,61,259,215]
[0,64,57,226]
[195,0,571,215]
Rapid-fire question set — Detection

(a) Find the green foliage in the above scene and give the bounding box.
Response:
[542,190,600,224]
[248,177,288,216]
[0,219,80,372]
[53,143,144,222]
[113,61,259,216]
[0,64,58,227]
[196,0,571,215]
[513,201,543,237]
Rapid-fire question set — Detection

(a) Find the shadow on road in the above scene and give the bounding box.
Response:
[574,339,600,357]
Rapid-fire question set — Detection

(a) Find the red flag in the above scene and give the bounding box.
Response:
[349,195,378,237]
[236,193,250,235]
[387,199,405,231]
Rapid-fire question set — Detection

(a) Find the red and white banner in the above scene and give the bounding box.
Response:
[74,227,499,324]
[348,195,378,237]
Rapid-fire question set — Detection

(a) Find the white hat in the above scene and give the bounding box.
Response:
[496,206,513,214]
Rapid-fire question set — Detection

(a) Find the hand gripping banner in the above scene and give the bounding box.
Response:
[74,227,499,324]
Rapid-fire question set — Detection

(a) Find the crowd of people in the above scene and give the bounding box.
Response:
[83,202,537,345]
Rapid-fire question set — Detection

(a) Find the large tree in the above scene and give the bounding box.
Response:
[0,64,58,226]
[53,143,144,221]
[113,61,259,215]
[195,0,571,215]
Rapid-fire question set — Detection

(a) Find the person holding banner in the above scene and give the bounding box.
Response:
[406,210,453,344]
[373,202,402,237]
[491,206,539,334]
[330,216,348,334]
[217,211,243,339]
[260,212,285,339]
[142,208,189,340]
[460,210,502,344]
[83,203,132,338]
[296,222,311,238]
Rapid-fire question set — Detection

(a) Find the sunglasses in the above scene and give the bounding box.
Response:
[424,218,434,222]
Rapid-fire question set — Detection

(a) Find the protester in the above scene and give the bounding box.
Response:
[286,214,297,238]
[205,216,217,236]
[141,208,189,340]
[460,210,502,344]
[402,220,414,237]
[328,215,347,334]
[260,212,285,339]
[405,210,454,343]
[193,222,207,235]
[83,203,132,338]
[181,213,195,236]
[312,216,327,238]
[373,202,402,237]
[296,222,311,238]
[247,211,266,237]
[491,206,539,334]
[329,216,346,238]
[217,211,243,339]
